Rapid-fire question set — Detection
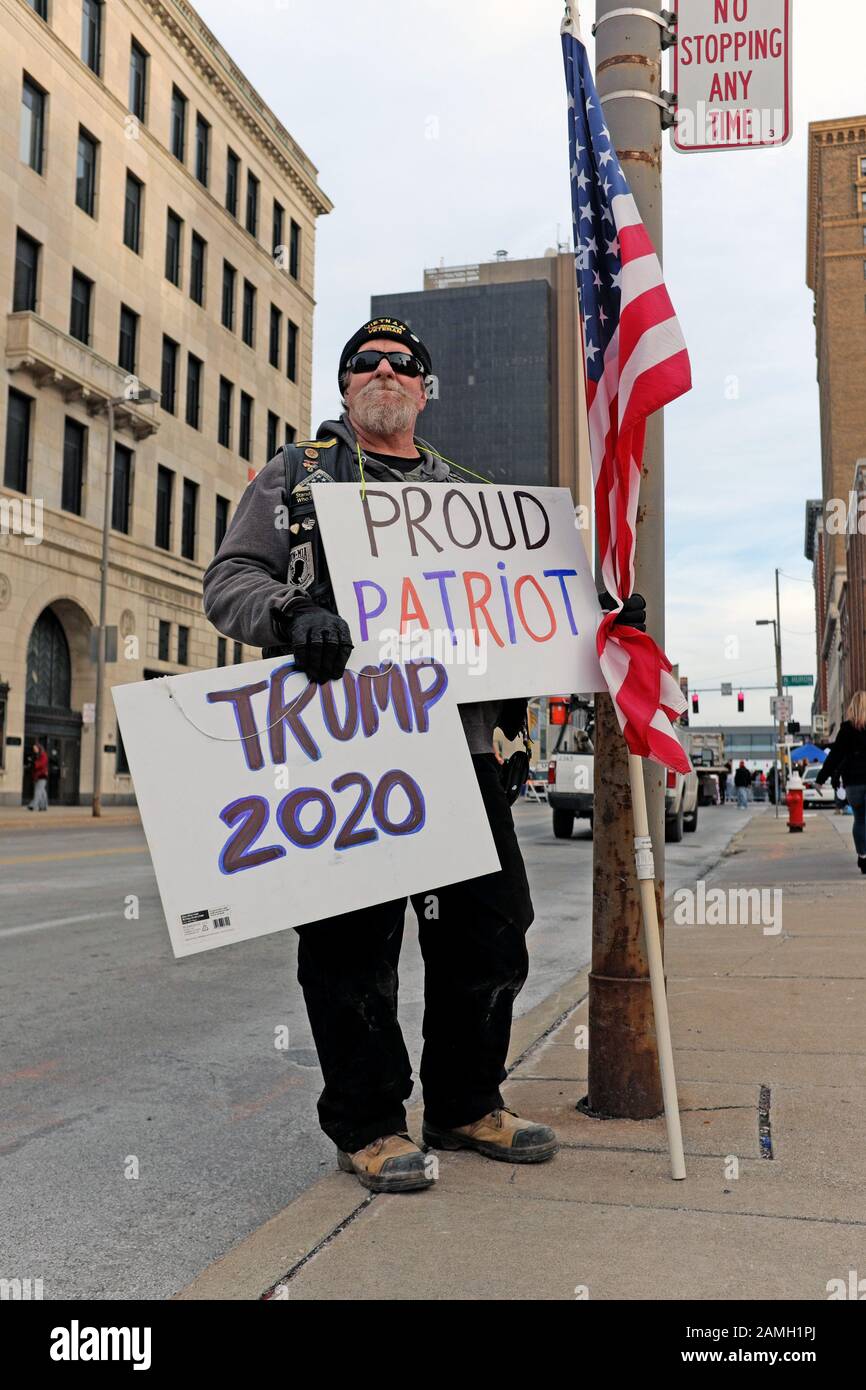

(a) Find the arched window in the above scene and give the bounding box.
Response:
[26,608,71,709]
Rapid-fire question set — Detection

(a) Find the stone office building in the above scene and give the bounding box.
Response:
[0,0,331,804]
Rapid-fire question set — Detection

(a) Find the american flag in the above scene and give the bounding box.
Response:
[562,6,692,774]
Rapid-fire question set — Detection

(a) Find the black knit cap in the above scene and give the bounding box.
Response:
[338,316,432,386]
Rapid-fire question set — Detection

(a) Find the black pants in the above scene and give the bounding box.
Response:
[294,754,535,1153]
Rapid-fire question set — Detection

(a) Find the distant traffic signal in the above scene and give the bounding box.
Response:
[737,691,745,713]
[787,720,801,735]
[691,693,699,714]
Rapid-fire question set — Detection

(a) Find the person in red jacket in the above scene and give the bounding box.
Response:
[27,741,49,812]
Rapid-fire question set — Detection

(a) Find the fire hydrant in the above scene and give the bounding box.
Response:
[786,772,804,833]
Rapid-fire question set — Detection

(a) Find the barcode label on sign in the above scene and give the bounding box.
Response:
[179,906,234,940]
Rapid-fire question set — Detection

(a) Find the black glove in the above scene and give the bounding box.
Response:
[598,590,647,632]
[273,597,353,684]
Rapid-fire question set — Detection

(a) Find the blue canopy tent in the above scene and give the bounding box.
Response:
[790,743,828,763]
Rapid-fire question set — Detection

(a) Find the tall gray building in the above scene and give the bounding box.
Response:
[371,252,591,513]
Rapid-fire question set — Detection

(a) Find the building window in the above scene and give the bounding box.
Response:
[246,172,259,238]
[190,231,206,305]
[267,410,279,460]
[218,377,233,448]
[242,280,256,347]
[217,636,227,667]
[177,626,189,665]
[69,270,92,345]
[269,305,281,369]
[81,0,102,76]
[62,418,86,515]
[158,619,171,661]
[21,77,46,174]
[214,495,229,551]
[124,172,142,252]
[155,466,173,549]
[27,0,48,17]
[225,148,239,216]
[170,86,187,161]
[5,388,33,492]
[233,641,243,664]
[76,128,98,215]
[181,478,198,560]
[165,209,182,285]
[14,230,40,313]
[129,39,148,123]
[161,336,178,415]
[861,156,866,178]
[221,261,236,330]
[112,443,133,533]
[285,423,296,445]
[239,392,253,461]
[195,113,210,186]
[118,304,138,374]
[186,353,202,429]
[287,320,298,382]
[115,729,129,775]
[289,219,301,280]
[273,199,284,260]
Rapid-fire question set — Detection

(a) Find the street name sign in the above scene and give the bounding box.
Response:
[671,0,792,153]
[783,675,814,687]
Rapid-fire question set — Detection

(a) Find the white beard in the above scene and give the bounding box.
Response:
[351,382,416,438]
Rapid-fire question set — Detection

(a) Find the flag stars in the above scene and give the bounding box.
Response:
[576,169,590,191]
[579,201,595,223]
[610,268,622,290]
[585,338,599,362]
[605,234,620,257]
[598,148,613,167]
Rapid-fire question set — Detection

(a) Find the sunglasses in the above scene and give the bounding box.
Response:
[347,350,425,378]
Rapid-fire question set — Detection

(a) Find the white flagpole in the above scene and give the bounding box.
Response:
[627,752,686,1179]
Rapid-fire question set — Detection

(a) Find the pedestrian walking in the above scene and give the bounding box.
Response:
[27,741,49,812]
[718,763,729,805]
[734,760,752,809]
[203,316,644,1193]
[816,692,866,873]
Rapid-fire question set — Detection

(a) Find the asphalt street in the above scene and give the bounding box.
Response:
[0,799,755,1299]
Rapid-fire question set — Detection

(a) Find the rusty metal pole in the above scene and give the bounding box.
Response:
[587,0,669,1117]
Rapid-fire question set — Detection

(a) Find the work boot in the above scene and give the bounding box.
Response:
[422,1106,558,1163]
[336,1132,435,1193]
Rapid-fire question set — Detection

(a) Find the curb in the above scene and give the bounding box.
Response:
[173,964,591,1301]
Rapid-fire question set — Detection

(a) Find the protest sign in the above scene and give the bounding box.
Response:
[112,655,499,958]
[313,483,606,702]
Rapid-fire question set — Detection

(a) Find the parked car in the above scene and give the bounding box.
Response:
[801,764,835,808]
[548,715,699,843]
[665,753,699,842]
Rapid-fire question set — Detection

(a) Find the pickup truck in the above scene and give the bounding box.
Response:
[547,719,698,842]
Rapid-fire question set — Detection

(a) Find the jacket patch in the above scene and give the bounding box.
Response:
[289,541,314,588]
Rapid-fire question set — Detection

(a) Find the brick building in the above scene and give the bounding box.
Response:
[805,114,866,735]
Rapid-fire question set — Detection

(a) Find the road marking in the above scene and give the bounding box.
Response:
[0,910,118,940]
[0,846,147,866]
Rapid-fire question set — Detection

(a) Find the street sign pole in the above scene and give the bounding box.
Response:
[589,3,680,1168]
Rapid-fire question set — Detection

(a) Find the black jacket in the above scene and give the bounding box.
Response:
[734,766,752,787]
[816,721,866,787]
[202,413,528,742]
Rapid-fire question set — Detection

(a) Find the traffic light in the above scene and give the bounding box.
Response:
[691,693,699,715]
[737,691,745,713]
[787,720,801,735]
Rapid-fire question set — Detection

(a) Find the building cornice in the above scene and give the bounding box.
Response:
[144,0,333,219]
[806,115,866,290]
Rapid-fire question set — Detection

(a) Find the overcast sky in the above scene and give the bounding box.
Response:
[195,0,866,733]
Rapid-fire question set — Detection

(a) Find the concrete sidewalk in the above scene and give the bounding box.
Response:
[178,806,866,1301]
[0,804,141,830]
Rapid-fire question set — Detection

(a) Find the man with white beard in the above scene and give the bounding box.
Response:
[203,317,644,1194]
